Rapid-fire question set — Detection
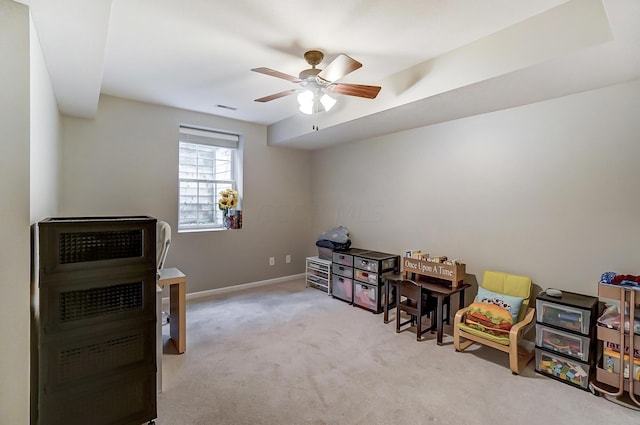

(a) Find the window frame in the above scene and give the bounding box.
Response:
[177,125,242,233]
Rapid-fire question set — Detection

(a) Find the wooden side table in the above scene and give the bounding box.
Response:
[158,267,186,354]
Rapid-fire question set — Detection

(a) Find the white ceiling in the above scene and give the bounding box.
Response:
[19,0,640,149]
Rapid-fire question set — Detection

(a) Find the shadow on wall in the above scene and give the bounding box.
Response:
[531,283,545,301]
[461,273,543,305]
[462,273,478,306]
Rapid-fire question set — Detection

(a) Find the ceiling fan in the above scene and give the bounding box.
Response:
[251,50,381,114]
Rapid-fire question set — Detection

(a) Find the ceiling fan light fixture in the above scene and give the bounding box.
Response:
[252,50,381,115]
[297,90,314,106]
[297,90,315,115]
[299,102,314,115]
[320,93,336,112]
[297,89,336,115]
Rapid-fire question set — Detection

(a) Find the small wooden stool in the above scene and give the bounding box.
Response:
[158,267,186,354]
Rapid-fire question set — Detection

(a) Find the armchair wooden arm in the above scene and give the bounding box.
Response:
[453,305,470,325]
[509,307,535,347]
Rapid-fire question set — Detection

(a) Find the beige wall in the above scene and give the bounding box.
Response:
[311,79,640,297]
[0,1,31,423]
[30,15,61,223]
[61,95,315,293]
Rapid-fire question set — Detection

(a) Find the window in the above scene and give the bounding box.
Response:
[178,125,241,232]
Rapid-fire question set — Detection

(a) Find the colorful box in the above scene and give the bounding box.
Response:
[603,348,640,381]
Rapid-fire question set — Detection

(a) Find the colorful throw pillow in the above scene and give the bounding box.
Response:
[476,287,525,323]
[465,301,514,337]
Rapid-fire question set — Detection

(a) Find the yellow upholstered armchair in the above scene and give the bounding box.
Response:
[453,270,535,374]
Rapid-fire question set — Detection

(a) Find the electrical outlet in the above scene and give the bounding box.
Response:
[285,255,291,264]
[269,257,275,266]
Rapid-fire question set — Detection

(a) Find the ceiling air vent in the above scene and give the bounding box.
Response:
[216,104,237,111]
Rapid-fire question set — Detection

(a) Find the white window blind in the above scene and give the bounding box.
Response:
[178,125,241,231]
[178,126,239,149]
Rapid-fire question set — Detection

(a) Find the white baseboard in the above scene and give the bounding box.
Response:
[162,273,305,304]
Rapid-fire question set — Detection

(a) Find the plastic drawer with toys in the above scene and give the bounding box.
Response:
[535,348,591,390]
[535,324,593,363]
[536,299,592,335]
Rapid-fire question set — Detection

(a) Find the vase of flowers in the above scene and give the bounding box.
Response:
[218,188,238,229]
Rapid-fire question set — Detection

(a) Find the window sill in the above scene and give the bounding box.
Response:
[177,227,228,234]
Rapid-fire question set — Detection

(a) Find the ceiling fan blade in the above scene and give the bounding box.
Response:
[328,83,381,99]
[251,67,302,83]
[316,54,362,83]
[254,89,298,103]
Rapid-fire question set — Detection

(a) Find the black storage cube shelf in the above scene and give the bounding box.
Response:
[35,216,158,425]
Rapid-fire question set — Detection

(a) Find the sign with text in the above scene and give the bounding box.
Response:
[402,257,466,287]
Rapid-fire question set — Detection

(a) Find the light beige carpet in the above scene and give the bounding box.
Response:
[156,279,638,425]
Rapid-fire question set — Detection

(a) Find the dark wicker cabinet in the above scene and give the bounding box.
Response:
[35,216,158,425]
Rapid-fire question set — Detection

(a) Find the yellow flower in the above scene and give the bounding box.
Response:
[218,188,239,211]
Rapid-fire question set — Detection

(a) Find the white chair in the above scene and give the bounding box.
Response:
[156,220,172,338]
[155,220,171,393]
[155,220,187,354]
[157,221,171,270]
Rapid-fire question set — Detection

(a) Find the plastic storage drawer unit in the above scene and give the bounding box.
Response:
[536,324,592,362]
[354,256,380,273]
[333,264,354,279]
[536,299,592,335]
[353,281,384,312]
[332,252,354,267]
[332,275,353,303]
[354,269,378,285]
[305,256,331,294]
[354,253,398,274]
[332,248,370,267]
[536,348,591,389]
